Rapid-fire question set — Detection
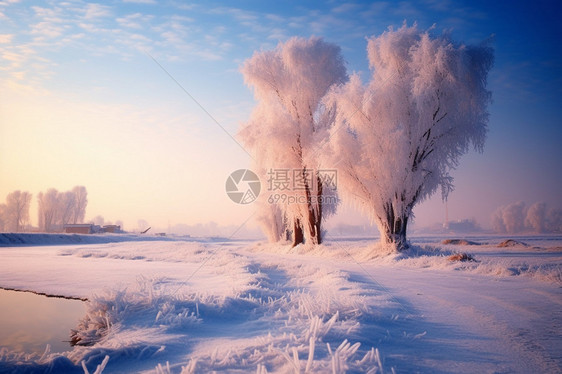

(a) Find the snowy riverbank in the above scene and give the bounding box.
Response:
[0,235,561,373]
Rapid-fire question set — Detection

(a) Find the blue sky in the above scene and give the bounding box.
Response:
[1,0,560,232]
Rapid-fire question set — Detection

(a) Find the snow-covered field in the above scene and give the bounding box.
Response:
[0,234,561,373]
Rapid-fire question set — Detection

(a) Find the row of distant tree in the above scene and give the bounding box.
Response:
[492,202,562,234]
[0,186,88,232]
[0,191,32,232]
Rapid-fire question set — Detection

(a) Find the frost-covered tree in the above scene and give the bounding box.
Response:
[37,186,88,231]
[239,36,347,246]
[254,200,289,243]
[492,201,526,234]
[525,202,562,233]
[546,207,562,233]
[501,201,526,233]
[38,188,60,232]
[72,186,88,224]
[3,191,32,232]
[493,201,561,234]
[59,191,76,226]
[491,207,507,233]
[325,25,493,251]
[525,202,547,233]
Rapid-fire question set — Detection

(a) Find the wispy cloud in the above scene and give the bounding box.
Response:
[1,0,450,91]
[0,0,21,5]
[0,34,13,43]
[210,6,258,22]
[332,3,362,13]
[122,0,156,4]
[117,12,153,29]
[30,21,65,40]
[2,50,24,63]
[83,3,112,19]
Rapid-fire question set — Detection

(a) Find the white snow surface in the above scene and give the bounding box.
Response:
[0,234,561,373]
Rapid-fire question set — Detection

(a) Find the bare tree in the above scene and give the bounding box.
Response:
[36,186,88,231]
[325,25,493,251]
[72,186,88,224]
[59,191,75,226]
[239,36,347,246]
[38,188,60,232]
[4,191,32,232]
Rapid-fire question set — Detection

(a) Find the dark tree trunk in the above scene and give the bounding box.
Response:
[292,173,324,247]
[383,216,408,251]
[381,202,409,251]
[309,177,323,244]
[303,175,323,245]
[305,210,320,245]
[292,218,304,247]
[282,214,291,241]
[316,178,323,244]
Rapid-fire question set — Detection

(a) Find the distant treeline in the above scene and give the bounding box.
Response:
[492,201,561,234]
[0,186,88,232]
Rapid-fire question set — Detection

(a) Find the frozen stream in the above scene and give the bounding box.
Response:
[0,288,85,355]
